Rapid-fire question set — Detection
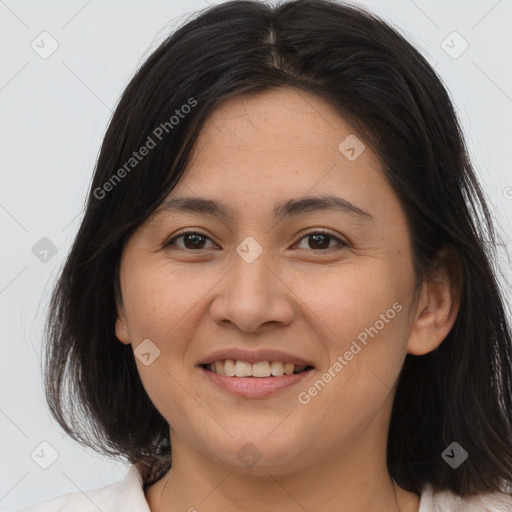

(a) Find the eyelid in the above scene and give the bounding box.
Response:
[164,228,349,251]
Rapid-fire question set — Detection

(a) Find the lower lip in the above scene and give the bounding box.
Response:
[200,367,313,398]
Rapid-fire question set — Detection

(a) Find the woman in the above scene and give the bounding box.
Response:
[16,0,512,511]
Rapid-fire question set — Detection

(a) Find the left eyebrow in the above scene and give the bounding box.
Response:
[155,194,374,223]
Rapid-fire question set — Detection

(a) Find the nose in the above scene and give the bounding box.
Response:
[209,244,295,333]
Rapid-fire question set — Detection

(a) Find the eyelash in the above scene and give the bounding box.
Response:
[164,229,348,252]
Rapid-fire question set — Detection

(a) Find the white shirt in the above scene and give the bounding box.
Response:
[8,464,512,512]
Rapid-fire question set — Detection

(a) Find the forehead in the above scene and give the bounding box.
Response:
[171,87,388,204]
[193,87,353,157]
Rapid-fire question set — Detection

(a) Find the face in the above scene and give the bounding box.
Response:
[115,87,427,474]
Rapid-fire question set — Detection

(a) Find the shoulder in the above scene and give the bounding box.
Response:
[13,465,150,512]
[420,483,512,512]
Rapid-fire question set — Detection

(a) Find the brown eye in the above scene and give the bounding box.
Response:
[164,230,348,252]
[166,231,216,250]
[294,231,347,251]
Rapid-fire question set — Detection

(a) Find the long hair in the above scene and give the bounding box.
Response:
[43,0,512,495]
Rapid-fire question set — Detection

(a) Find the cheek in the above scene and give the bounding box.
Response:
[292,258,408,336]
[121,261,225,385]
[121,266,203,422]
[122,262,201,338]
[295,281,408,445]
[292,258,411,390]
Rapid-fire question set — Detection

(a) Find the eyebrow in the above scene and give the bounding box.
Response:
[156,195,374,223]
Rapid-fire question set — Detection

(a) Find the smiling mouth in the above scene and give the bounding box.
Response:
[201,360,315,377]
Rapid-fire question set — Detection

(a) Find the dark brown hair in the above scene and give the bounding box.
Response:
[43,0,512,497]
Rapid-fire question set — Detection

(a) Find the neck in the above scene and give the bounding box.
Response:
[145,429,420,512]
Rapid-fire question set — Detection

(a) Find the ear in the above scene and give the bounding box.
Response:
[406,246,461,355]
[115,306,131,345]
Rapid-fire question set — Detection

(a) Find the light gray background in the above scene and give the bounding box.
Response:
[1,0,511,510]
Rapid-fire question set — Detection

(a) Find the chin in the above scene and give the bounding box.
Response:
[203,432,307,474]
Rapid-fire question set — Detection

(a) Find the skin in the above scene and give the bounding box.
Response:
[115,86,459,512]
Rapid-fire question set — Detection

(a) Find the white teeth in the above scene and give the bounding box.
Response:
[234,360,252,377]
[206,359,310,377]
[270,361,284,376]
[224,359,235,376]
[284,362,294,375]
[252,361,271,377]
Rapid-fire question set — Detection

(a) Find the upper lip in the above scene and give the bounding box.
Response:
[197,348,315,367]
